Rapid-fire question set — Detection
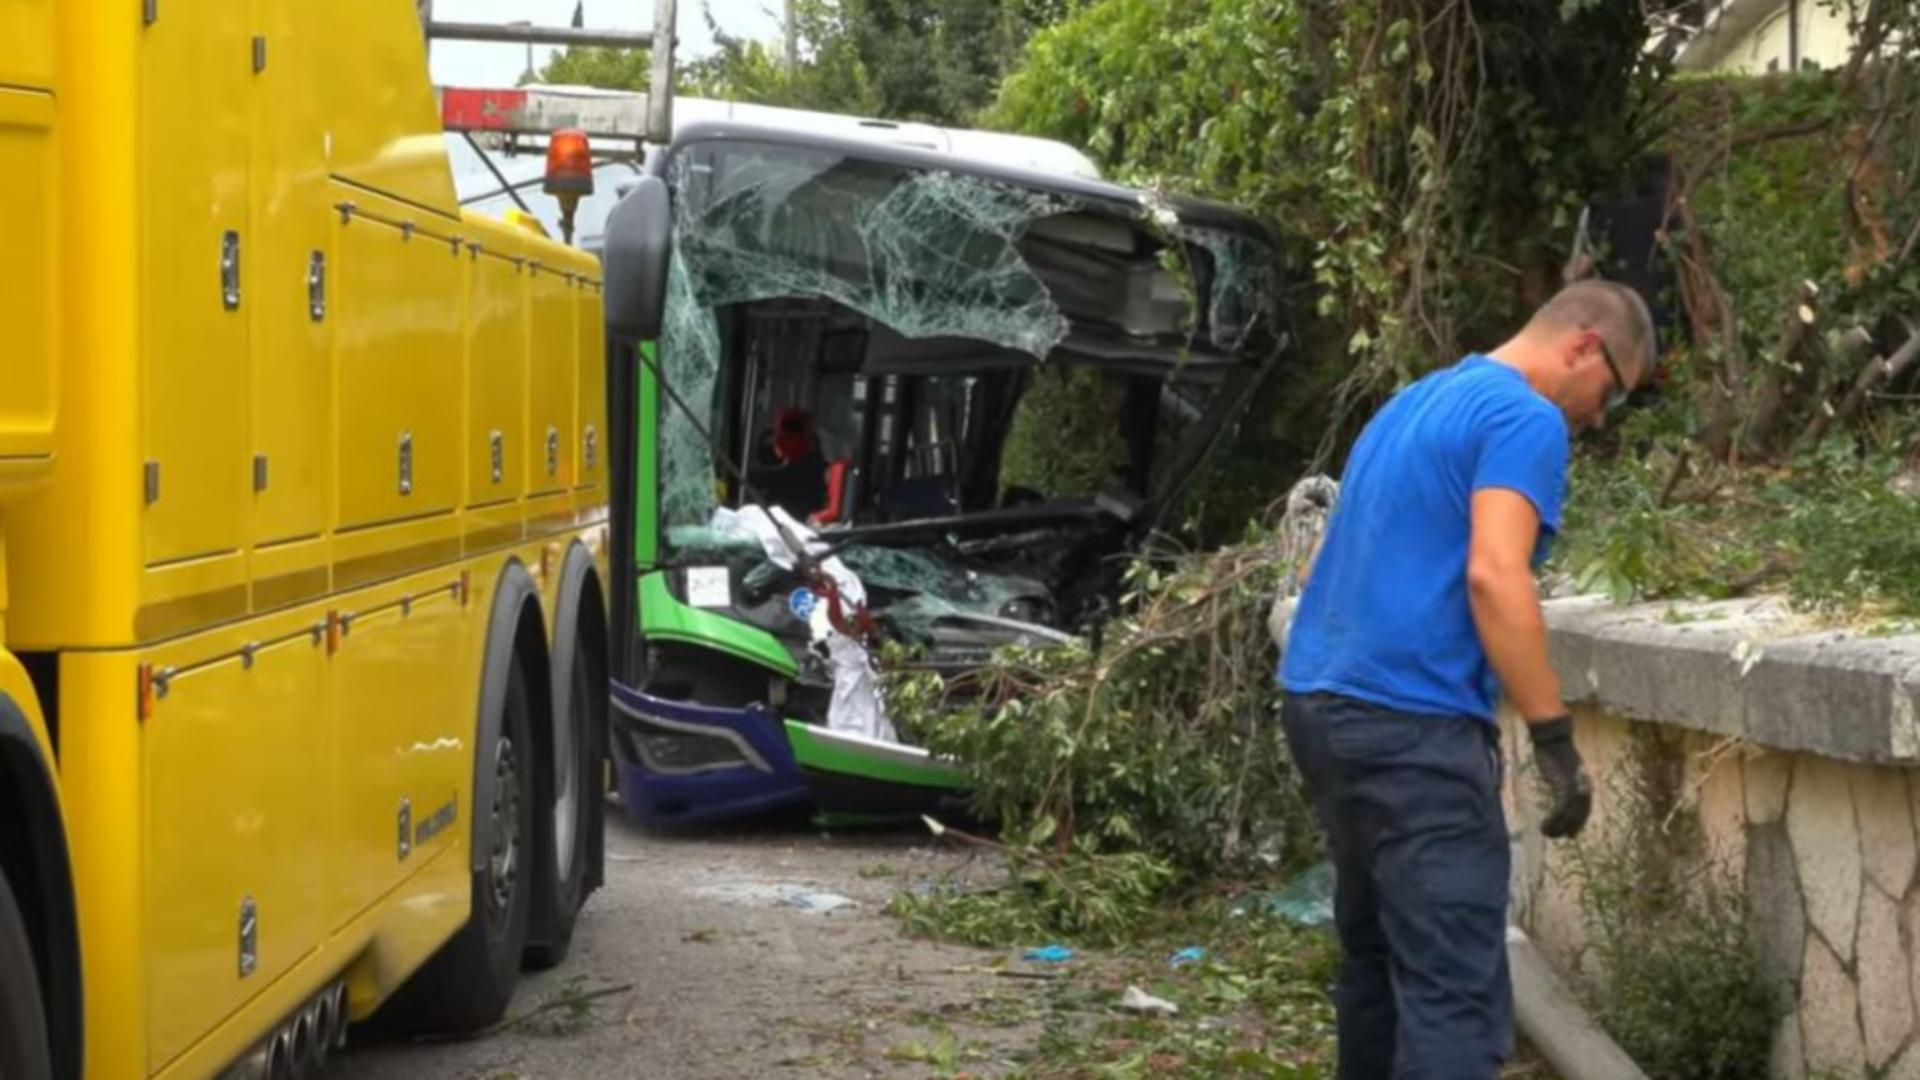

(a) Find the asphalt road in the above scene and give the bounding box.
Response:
[339,811,1028,1080]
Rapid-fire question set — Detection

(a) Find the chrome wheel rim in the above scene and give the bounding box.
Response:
[488,735,521,917]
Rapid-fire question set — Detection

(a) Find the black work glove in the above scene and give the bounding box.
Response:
[1528,715,1592,839]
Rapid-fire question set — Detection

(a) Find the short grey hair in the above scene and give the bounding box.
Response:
[1529,279,1658,380]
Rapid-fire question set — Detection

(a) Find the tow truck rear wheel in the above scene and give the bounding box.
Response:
[526,630,599,969]
[0,864,52,1080]
[376,652,537,1032]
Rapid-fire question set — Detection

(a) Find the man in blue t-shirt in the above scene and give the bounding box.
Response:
[1279,280,1656,1078]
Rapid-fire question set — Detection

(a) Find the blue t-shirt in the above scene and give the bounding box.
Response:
[1279,355,1569,721]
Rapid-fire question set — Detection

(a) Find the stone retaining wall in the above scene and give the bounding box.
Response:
[1505,596,1920,1078]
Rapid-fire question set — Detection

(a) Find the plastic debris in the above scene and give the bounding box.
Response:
[1268,475,1341,663]
[701,504,896,743]
[1118,985,1179,1016]
[781,889,857,914]
[1232,861,1336,927]
[1271,861,1335,926]
[1170,947,1208,967]
[697,880,860,913]
[1022,945,1075,964]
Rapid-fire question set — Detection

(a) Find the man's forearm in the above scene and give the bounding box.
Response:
[1468,569,1563,720]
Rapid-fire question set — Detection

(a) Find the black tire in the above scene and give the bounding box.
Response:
[375,654,537,1032]
[0,864,52,1080]
[525,634,599,970]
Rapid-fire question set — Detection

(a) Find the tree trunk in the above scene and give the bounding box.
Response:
[1738,280,1819,463]
[1796,327,1876,451]
[1829,322,1920,434]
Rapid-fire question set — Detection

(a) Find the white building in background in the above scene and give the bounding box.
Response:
[1669,0,1860,74]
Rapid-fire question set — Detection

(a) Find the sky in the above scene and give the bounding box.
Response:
[428,0,784,88]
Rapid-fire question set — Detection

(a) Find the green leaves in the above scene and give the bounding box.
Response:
[1556,404,1920,619]
[537,0,1063,121]
[1570,735,1783,1078]
[533,45,654,90]
[882,533,1319,946]
[991,0,1661,438]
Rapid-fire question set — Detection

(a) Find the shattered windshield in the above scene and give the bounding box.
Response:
[675,145,1076,356]
[658,138,1285,532]
[654,137,1285,640]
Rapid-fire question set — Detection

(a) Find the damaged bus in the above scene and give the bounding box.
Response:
[598,117,1292,826]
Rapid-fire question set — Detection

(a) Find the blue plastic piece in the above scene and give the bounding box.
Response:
[1170,946,1208,967]
[1023,945,1075,963]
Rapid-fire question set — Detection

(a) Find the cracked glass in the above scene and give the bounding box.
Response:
[656,139,1283,532]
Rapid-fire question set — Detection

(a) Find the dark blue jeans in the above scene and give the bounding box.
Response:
[1280,691,1512,1079]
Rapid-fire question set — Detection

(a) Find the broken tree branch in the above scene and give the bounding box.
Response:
[1660,165,1748,460]
[1797,326,1877,450]
[1900,214,1920,269]
[1828,321,1920,434]
[1684,118,1836,191]
[1657,447,1693,508]
[923,816,1059,867]
[1730,555,1794,597]
[413,983,637,1043]
[1841,0,1892,94]
[1737,280,1820,463]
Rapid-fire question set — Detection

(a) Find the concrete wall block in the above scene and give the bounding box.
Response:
[1749,823,1808,992]
[1748,750,1794,827]
[1695,741,1749,871]
[1895,663,1920,760]
[1744,637,1915,761]
[1787,757,1864,963]
[1904,892,1920,1050]
[1859,885,1913,1069]
[1800,932,1866,1075]
[1771,1014,1807,1080]
[1907,771,1920,885]
[1577,709,1638,853]
[1545,596,1920,764]
[1519,598,1920,1069]
[1529,858,1591,975]
[1549,616,1752,741]
[1856,767,1917,899]
[1889,1038,1920,1080]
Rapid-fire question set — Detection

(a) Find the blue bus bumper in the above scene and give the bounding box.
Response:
[607,680,811,826]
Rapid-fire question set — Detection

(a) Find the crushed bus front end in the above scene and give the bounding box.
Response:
[603,121,1296,827]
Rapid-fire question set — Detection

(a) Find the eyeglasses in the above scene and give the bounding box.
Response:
[1597,336,1630,411]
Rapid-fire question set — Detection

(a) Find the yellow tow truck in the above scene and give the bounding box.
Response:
[0,3,676,1077]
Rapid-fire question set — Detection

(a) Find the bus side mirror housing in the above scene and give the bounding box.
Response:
[604,174,673,341]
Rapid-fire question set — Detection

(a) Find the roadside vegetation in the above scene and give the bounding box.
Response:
[989,1,1920,619]
[1567,732,1781,1079]
[1556,65,1920,622]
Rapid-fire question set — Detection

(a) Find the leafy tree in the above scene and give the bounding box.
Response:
[681,1,879,114]
[991,0,1663,447]
[534,2,876,113]
[534,0,1060,124]
[533,45,653,90]
[834,0,1061,124]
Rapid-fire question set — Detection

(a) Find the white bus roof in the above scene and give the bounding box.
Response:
[661,95,1102,180]
[445,88,1103,250]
